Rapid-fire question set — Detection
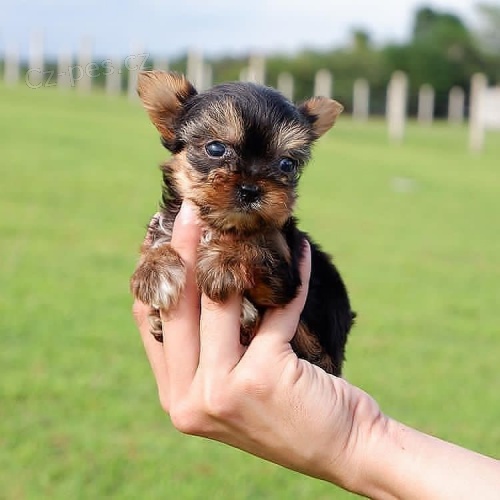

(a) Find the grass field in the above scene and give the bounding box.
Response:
[1,82,499,499]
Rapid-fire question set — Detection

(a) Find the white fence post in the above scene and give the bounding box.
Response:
[76,37,93,93]
[386,71,408,143]
[353,78,370,121]
[417,84,435,125]
[277,72,294,101]
[4,42,20,85]
[202,63,213,91]
[314,69,332,97]
[246,54,266,84]
[448,86,465,124]
[106,57,122,95]
[469,73,488,153]
[186,49,204,89]
[27,32,44,88]
[127,43,144,101]
[57,50,73,89]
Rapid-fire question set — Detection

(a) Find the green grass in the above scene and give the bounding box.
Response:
[1,83,499,499]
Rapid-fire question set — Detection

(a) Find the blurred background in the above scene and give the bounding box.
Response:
[1,1,499,499]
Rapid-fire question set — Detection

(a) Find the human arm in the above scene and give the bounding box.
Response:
[133,201,500,499]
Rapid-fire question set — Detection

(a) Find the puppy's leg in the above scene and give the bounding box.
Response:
[196,242,254,302]
[240,297,260,346]
[130,244,186,338]
[148,308,163,342]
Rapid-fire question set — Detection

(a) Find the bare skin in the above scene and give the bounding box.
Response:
[133,201,500,499]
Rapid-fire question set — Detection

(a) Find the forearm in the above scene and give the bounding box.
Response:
[352,415,500,500]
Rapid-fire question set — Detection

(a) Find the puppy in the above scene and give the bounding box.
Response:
[130,71,355,375]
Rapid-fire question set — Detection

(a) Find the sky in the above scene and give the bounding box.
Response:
[0,0,483,60]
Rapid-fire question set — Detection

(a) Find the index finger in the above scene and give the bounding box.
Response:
[160,201,203,402]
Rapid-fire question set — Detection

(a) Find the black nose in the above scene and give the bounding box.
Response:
[239,183,261,204]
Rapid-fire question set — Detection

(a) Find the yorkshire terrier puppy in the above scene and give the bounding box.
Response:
[130,70,355,375]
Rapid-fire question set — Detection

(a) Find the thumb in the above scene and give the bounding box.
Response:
[169,200,201,269]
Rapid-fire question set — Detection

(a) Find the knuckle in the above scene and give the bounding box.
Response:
[203,389,232,420]
[236,370,272,399]
[158,392,170,415]
[169,403,204,435]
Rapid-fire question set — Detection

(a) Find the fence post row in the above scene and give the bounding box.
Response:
[3,42,499,152]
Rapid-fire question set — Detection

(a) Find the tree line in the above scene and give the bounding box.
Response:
[174,4,500,117]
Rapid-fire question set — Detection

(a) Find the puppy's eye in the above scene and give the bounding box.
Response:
[279,157,297,174]
[205,141,226,157]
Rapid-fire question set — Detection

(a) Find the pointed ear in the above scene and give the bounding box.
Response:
[298,97,343,138]
[137,70,197,149]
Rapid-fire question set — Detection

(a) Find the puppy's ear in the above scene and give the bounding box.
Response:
[137,71,197,150]
[298,97,343,138]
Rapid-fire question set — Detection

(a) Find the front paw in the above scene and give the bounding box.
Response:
[196,249,252,302]
[130,244,186,311]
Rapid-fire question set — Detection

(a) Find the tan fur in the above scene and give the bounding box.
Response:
[185,169,294,234]
[299,97,343,138]
[180,99,244,146]
[272,122,311,153]
[168,151,200,200]
[292,322,336,374]
[240,297,259,346]
[130,244,185,310]
[148,309,163,342]
[137,71,196,142]
[196,240,261,302]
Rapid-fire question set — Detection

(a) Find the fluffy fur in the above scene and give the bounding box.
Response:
[130,71,355,375]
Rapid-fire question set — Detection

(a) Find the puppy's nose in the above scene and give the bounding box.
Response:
[239,183,261,203]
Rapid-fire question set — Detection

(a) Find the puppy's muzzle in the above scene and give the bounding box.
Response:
[238,183,261,205]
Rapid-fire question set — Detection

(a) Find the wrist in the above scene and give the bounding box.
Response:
[320,381,412,499]
[347,413,500,499]
[351,414,409,499]
[318,380,390,496]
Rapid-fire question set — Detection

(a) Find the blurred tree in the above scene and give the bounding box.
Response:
[475,3,500,54]
[384,6,486,116]
[351,29,371,52]
[474,4,500,82]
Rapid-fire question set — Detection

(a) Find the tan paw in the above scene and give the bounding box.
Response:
[196,247,252,302]
[130,244,186,312]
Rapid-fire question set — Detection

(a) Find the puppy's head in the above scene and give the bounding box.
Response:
[138,70,343,234]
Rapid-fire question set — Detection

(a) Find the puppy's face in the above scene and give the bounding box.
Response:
[138,71,343,234]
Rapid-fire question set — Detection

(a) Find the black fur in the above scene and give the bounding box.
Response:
[284,219,354,372]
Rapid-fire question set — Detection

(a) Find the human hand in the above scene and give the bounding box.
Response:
[134,203,500,498]
[132,201,383,491]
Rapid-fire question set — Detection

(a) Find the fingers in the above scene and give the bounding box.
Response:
[199,293,245,375]
[132,299,170,410]
[258,241,312,342]
[161,201,202,401]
